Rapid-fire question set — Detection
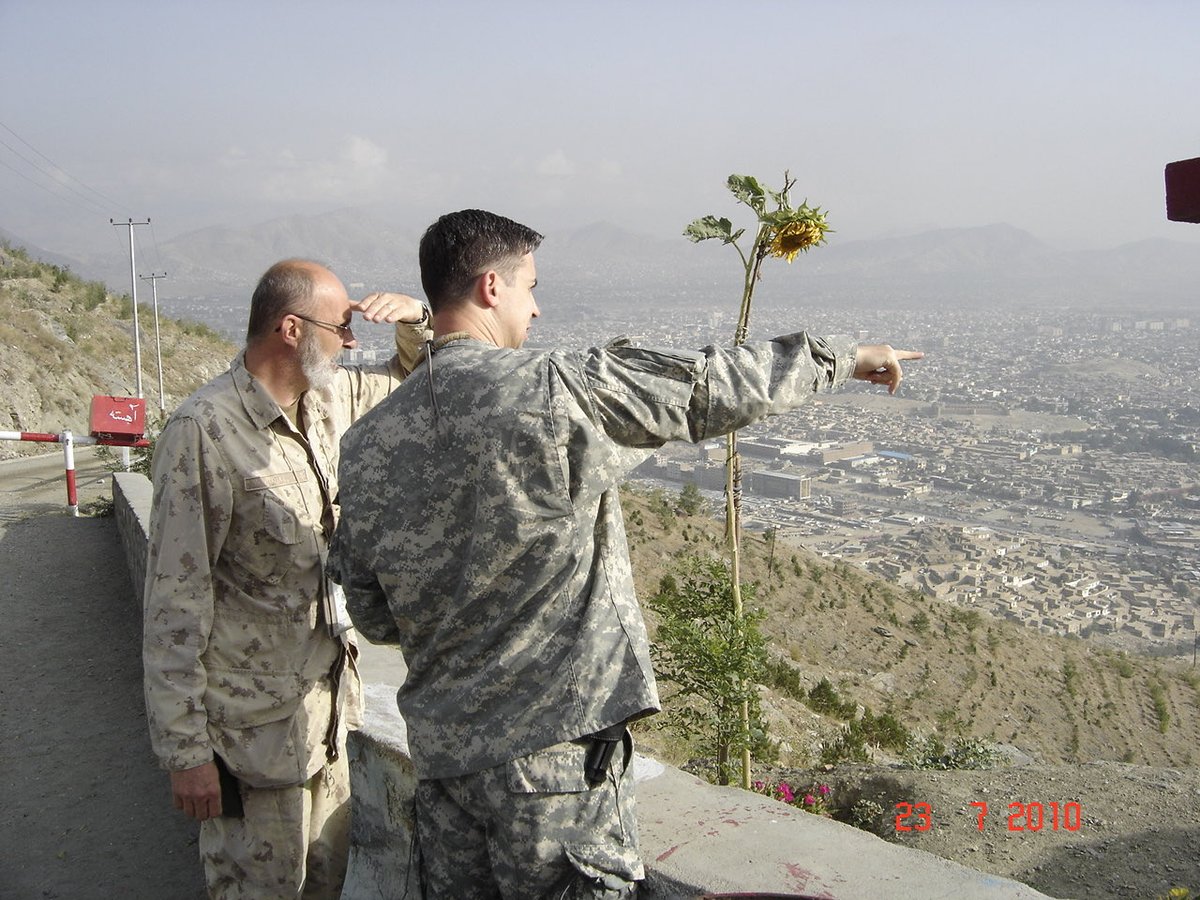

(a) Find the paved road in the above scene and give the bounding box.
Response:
[0,449,206,899]
[0,449,405,899]
[0,445,115,519]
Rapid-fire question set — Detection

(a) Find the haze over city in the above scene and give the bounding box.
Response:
[2,0,1199,264]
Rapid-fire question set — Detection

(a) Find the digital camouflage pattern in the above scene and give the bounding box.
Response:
[142,319,429,788]
[328,330,857,780]
[414,733,641,898]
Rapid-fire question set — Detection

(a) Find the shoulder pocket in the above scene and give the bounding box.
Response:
[604,345,702,383]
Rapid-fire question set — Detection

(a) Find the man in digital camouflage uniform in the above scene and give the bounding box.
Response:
[327,209,922,898]
[142,258,430,898]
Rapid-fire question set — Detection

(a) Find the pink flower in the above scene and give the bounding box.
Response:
[779,784,795,803]
[818,784,831,797]
[804,794,817,806]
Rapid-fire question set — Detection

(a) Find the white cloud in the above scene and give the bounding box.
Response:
[341,135,388,170]
[536,150,576,178]
[206,136,398,208]
[596,159,622,180]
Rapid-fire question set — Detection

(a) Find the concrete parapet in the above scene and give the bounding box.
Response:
[343,683,420,899]
[343,685,1052,899]
[112,471,152,605]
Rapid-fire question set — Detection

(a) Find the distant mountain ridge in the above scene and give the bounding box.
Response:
[6,211,1199,321]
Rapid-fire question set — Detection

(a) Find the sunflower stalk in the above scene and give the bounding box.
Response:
[684,172,830,789]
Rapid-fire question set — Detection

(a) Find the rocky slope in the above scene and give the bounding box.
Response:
[0,243,235,458]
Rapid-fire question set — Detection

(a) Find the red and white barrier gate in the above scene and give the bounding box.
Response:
[0,429,150,516]
[1,396,151,516]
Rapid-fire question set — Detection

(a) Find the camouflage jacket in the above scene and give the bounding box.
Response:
[328,331,857,779]
[143,321,428,788]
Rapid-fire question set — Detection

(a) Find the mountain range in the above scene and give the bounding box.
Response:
[5,211,1199,331]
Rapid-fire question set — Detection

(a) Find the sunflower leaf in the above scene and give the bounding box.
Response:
[684,215,736,243]
[727,175,767,214]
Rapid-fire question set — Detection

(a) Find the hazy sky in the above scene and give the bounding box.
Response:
[2,0,1199,257]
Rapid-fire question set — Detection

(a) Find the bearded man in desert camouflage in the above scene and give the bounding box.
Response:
[142,258,430,898]
[327,209,922,898]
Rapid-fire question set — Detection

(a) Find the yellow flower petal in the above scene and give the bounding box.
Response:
[768,220,826,262]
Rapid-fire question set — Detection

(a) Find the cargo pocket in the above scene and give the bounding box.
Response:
[560,842,643,897]
[506,742,590,794]
[505,739,644,896]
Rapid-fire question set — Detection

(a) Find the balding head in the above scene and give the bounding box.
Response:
[246,259,326,345]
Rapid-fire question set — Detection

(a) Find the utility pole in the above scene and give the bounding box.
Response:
[139,271,168,412]
[110,218,150,398]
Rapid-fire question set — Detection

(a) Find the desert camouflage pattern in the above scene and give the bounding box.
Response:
[414,732,641,899]
[143,318,429,788]
[328,330,856,780]
[200,756,351,899]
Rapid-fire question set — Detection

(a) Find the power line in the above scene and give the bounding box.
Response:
[147,220,166,273]
[0,120,124,212]
[0,120,153,276]
[0,137,112,219]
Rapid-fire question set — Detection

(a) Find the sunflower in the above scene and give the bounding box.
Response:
[767,218,827,262]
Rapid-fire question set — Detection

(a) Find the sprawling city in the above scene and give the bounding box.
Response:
[347,299,1200,662]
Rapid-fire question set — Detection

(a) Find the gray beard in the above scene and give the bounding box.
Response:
[299,331,339,392]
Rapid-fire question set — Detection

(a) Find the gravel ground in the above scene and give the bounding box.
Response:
[760,761,1200,900]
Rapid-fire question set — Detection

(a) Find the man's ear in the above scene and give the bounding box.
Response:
[275,314,303,348]
[476,270,502,309]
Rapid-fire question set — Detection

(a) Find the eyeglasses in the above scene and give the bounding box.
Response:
[283,313,354,340]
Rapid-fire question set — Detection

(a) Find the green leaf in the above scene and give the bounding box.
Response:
[726,174,766,213]
[684,215,734,243]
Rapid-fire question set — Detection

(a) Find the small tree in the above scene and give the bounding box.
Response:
[678,482,704,516]
[648,554,769,785]
[685,173,831,788]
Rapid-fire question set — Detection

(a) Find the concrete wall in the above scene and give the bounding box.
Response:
[112,472,1052,899]
[113,472,152,606]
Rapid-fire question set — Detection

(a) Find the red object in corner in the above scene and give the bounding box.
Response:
[1165,156,1200,223]
[89,395,147,444]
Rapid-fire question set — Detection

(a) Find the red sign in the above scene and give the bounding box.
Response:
[89,395,147,444]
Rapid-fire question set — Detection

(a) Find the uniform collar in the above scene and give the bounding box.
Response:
[231,350,331,432]
[431,332,492,352]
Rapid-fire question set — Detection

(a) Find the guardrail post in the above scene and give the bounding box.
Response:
[62,430,78,516]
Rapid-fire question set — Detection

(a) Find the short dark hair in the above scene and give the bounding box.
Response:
[245,259,318,344]
[418,209,543,311]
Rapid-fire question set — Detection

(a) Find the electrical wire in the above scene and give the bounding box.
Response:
[0,120,125,215]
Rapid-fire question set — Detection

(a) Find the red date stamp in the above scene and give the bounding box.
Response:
[894,801,1083,833]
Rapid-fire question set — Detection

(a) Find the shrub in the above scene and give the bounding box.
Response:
[806,677,855,718]
[905,735,1002,770]
[648,554,769,785]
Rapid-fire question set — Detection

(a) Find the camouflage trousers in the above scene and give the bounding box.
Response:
[413,730,643,899]
[199,755,351,899]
